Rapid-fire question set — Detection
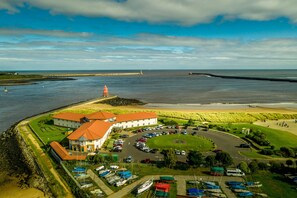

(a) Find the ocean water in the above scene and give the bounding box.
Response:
[0,70,296,133]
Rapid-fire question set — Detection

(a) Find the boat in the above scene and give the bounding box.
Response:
[4,87,8,93]
[116,179,127,187]
[233,189,250,193]
[230,184,247,190]
[256,193,268,197]
[210,193,227,198]
[204,189,222,193]
[238,191,254,197]
[99,169,109,174]
[204,181,216,186]
[246,181,262,187]
[99,170,110,177]
[206,184,220,189]
[137,179,154,194]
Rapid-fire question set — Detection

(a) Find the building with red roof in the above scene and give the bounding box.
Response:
[52,111,157,152]
[50,141,86,162]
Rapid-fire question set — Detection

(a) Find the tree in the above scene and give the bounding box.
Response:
[258,162,269,170]
[248,160,259,173]
[187,150,204,167]
[280,147,295,158]
[215,152,233,167]
[163,149,177,168]
[286,159,293,167]
[238,161,250,174]
[205,155,216,167]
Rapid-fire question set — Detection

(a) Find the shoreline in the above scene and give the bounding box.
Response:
[0,76,75,86]
[44,72,142,77]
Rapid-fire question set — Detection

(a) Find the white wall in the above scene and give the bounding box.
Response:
[53,118,81,128]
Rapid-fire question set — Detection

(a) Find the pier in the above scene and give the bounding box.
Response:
[189,72,297,83]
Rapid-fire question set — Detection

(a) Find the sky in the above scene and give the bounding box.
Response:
[0,0,297,70]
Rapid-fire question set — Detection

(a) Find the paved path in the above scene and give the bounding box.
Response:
[87,169,114,196]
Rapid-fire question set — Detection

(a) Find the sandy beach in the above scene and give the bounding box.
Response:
[61,99,297,114]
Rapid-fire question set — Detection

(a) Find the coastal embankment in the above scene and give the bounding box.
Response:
[45,72,143,77]
[0,96,118,197]
[189,72,297,83]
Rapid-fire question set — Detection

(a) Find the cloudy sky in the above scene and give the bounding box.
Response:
[1,0,297,70]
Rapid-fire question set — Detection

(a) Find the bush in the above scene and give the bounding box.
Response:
[258,162,269,170]
[260,149,273,155]
[280,147,295,158]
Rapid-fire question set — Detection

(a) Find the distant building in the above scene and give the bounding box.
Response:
[52,111,157,152]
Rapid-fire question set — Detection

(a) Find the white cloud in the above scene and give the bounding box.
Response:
[0,32,297,69]
[0,28,92,38]
[1,0,297,25]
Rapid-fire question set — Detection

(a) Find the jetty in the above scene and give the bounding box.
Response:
[189,72,297,83]
[45,72,143,77]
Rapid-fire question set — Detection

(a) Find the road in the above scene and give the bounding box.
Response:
[116,128,252,164]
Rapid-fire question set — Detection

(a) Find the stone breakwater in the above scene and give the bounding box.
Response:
[0,122,52,197]
[189,72,297,83]
[45,72,143,77]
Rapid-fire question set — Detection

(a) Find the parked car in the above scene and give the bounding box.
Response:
[125,156,133,163]
[137,137,147,142]
[181,130,187,135]
[240,143,251,148]
[175,150,181,155]
[141,158,151,164]
[150,148,158,153]
[120,134,129,138]
[191,131,197,136]
[181,150,186,155]
[113,146,122,152]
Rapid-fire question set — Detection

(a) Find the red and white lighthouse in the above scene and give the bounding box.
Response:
[103,85,108,97]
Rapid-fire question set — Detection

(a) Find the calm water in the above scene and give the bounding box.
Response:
[0,70,297,133]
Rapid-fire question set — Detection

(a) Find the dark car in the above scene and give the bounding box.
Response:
[191,131,197,136]
[112,146,122,152]
[141,158,151,164]
[150,148,158,153]
[120,134,129,138]
[240,144,251,148]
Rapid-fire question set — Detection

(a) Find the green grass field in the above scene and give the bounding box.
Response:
[214,123,297,149]
[246,171,297,198]
[146,134,215,151]
[29,114,69,144]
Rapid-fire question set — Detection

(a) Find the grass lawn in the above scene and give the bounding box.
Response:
[146,134,215,152]
[246,171,297,198]
[29,114,69,144]
[213,123,297,149]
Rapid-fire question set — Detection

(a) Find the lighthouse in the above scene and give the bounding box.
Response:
[103,85,108,97]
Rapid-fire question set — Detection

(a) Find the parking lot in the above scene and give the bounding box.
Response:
[114,126,251,163]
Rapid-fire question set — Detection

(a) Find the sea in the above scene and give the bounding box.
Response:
[0,70,297,133]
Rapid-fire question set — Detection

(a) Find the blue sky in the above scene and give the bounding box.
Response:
[1,0,297,70]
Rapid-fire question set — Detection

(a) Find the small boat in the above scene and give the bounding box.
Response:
[226,181,244,186]
[206,184,220,189]
[4,87,8,93]
[230,184,247,190]
[116,179,127,187]
[238,191,254,197]
[137,179,154,194]
[256,193,268,197]
[210,193,227,198]
[99,170,110,177]
[204,181,216,186]
[233,189,250,193]
[204,189,222,193]
[99,169,109,174]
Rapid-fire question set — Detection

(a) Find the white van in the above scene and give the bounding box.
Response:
[226,168,245,176]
